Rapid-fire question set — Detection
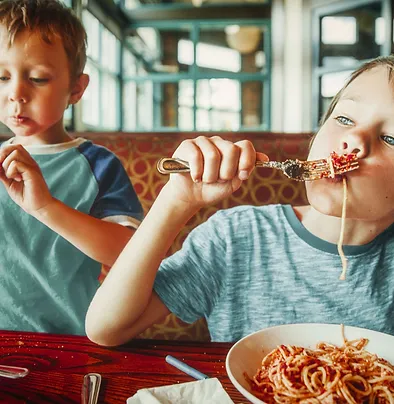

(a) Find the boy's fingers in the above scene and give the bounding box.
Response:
[1,146,35,174]
[1,149,20,174]
[256,152,269,162]
[0,145,16,165]
[172,136,268,184]
[173,139,204,183]
[0,144,28,158]
[210,136,240,182]
[193,136,221,183]
[234,140,260,180]
[5,160,25,182]
[0,168,12,187]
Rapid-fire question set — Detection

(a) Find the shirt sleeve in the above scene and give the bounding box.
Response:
[153,212,228,324]
[77,141,144,228]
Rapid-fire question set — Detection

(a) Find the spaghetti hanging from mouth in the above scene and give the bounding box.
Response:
[338,176,348,280]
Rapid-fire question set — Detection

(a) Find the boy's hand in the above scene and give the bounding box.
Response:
[165,136,268,208]
[0,144,53,214]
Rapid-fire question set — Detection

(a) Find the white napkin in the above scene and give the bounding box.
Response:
[126,377,234,404]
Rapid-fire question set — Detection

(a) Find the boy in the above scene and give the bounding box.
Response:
[86,56,394,345]
[0,0,143,334]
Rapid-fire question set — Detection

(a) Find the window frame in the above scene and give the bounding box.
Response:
[81,9,122,131]
[122,19,271,132]
[311,0,393,130]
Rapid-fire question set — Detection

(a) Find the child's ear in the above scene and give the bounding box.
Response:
[68,73,90,105]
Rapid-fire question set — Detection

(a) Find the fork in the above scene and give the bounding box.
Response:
[156,152,359,181]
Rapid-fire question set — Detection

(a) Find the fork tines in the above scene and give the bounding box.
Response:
[304,153,359,180]
[334,161,359,174]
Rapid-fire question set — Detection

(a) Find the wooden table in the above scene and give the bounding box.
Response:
[0,330,246,403]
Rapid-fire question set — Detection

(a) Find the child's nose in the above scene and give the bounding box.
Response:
[8,81,28,104]
[339,132,369,159]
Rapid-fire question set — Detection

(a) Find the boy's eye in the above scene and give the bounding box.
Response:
[382,135,394,146]
[30,78,48,84]
[0,77,9,81]
[335,115,355,126]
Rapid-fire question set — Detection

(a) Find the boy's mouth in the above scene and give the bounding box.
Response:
[326,174,345,184]
[10,115,28,124]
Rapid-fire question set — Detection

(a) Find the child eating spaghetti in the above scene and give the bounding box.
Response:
[86,55,394,346]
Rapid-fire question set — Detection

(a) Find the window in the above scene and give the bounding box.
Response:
[321,16,357,45]
[375,17,394,45]
[81,11,121,130]
[196,79,240,131]
[179,39,241,72]
[83,62,100,127]
[312,0,392,129]
[122,49,137,131]
[122,21,270,131]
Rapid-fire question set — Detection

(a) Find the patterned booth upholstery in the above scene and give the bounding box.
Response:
[80,131,312,341]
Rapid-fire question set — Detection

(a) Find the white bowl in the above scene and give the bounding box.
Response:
[225,323,394,404]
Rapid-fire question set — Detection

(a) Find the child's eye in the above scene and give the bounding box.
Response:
[382,135,394,146]
[0,77,9,82]
[30,78,48,84]
[334,115,355,126]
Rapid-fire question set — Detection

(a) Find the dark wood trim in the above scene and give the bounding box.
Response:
[123,3,271,24]
[87,0,131,31]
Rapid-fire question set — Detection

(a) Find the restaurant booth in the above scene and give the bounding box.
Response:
[83,130,311,341]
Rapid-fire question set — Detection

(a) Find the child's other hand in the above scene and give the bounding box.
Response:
[0,144,53,214]
[166,136,268,208]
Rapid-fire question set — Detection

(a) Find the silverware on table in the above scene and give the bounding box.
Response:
[81,373,102,404]
[0,365,29,379]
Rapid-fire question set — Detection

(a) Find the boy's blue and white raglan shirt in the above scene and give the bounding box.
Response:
[0,137,143,335]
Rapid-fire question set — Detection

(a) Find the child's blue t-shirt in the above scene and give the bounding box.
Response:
[0,137,143,335]
[154,204,394,342]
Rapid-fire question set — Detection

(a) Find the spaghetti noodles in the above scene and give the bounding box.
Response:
[248,328,394,403]
[326,152,354,280]
[338,176,348,281]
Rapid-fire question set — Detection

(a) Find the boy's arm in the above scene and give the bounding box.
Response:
[0,143,140,266]
[86,136,269,346]
[86,184,196,346]
[34,199,135,266]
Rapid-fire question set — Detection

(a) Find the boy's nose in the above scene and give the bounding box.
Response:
[339,132,369,159]
[8,81,28,104]
[9,93,27,103]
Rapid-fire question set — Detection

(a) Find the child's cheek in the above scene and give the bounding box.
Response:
[308,126,335,160]
[307,136,326,160]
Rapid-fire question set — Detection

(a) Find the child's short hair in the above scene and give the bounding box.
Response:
[0,0,87,79]
[319,55,394,127]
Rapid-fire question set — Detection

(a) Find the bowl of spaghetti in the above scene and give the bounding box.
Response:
[225,323,394,403]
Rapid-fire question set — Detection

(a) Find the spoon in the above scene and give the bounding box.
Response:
[0,365,29,379]
[81,373,102,404]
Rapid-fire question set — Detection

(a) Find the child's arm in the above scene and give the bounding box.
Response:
[85,135,268,346]
[0,144,135,266]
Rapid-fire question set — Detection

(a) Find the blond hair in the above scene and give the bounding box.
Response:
[319,55,394,127]
[0,0,87,79]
